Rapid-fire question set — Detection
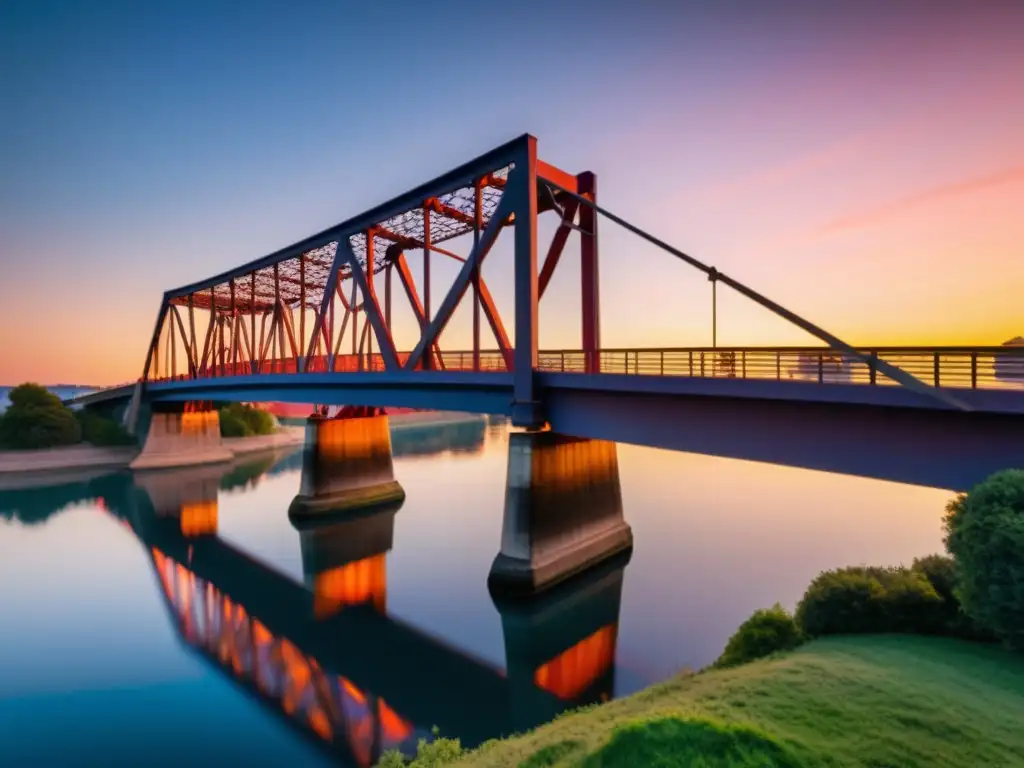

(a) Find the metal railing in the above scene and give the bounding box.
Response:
[148,346,1024,391]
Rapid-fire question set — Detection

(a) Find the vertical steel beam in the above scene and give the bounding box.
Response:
[365,233,375,366]
[473,178,483,371]
[384,263,392,332]
[187,295,198,377]
[511,136,540,423]
[299,255,306,371]
[579,171,600,373]
[423,203,432,370]
[229,279,238,374]
[168,308,176,379]
[250,272,257,373]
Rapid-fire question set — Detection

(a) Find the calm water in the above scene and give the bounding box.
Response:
[0,416,952,765]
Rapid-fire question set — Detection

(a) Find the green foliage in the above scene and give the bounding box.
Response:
[911,554,993,641]
[75,410,136,447]
[450,636,1024,768]
[0,384,81,450]
[375,737,464,767]
[8,382,62,409]
[715,603,804,668]
[795,565,943,637]
[218,403,275,438]
[578,716,803,768]
[518,740,586,767]
[944,469,1024,650]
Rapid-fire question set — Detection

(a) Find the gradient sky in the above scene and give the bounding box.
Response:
[1,0,1022,384]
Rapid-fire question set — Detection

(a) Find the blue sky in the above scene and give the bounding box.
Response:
[2,1,1022,382]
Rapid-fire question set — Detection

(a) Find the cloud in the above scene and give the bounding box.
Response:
[820,165,1024,234]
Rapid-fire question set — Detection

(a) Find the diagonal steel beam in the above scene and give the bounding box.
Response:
[303,244,347,371]
[169,305,197,377]
[338,240,399,371]
[141,301,170,382]
[540,179,971,412]
[538,198,580,298]
[393,252,445,368]
[404,186,513,371]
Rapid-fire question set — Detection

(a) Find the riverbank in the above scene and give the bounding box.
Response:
[435,635,1024,767]
[0,413,480,487]
[0,427,306,488]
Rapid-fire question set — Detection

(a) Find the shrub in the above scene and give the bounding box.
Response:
[219,403,275,438]
[795,566,943,637]
[75,411,136,447]
[0,384,81,450]
[219,409,252,437]
[715,603,803,668]
[944,469,1024,649]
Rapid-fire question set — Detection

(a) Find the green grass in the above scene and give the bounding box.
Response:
[446,635,1024,768]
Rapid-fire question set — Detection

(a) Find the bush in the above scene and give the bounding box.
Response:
[75,411,136,447]
[714,604,803,668]
[795,566,943,637]
[218,403,275,438]
[944,469,1024,649]
[0,383,81,450]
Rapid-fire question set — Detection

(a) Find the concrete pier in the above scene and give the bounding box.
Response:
[129,402,232,470]
[297,501,402,618]
[489,431,632,597]
[288,414,405,525]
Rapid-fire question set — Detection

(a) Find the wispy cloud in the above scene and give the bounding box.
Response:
[820,166,1024,234]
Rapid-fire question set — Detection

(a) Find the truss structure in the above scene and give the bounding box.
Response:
[144,134,599,419]
[143,132,968,418]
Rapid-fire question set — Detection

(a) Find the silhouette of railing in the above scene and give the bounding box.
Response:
[149,345,1024,391]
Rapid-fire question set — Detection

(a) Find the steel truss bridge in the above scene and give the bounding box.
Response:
[82,134,1024,476]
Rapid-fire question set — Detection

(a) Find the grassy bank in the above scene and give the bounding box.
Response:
[440,635,1024,767]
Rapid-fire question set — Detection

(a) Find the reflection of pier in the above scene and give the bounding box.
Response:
[23,430,626,764]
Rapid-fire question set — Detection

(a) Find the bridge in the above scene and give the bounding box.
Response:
[72,133,1024,485]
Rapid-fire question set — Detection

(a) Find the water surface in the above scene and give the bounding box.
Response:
[0,417,951,765]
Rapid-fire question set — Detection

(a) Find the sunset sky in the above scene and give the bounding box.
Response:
[1,0,1022,385]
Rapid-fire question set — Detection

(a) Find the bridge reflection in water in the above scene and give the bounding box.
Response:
[2,416,627,766]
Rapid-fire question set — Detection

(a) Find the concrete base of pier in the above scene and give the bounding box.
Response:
[288,414,405,525]
[129,403,232,470]
[489,431,633,598]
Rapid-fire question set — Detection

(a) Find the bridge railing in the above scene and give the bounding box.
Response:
[147,346,1024,391]
[538,346,1024,390]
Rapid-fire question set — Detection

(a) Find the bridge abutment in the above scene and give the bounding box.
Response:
[288,414,405,524]
[489,431,632,597]
[129,402,232,470]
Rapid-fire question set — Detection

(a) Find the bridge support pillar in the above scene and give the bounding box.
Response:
[489,431,632,597]
[288,414,405,524]
[297,500,402,618]
[129,402,232,471]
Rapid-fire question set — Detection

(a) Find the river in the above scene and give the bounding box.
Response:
[0,414,952,765]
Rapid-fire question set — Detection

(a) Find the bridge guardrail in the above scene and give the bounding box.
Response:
[142,346,1024,392]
